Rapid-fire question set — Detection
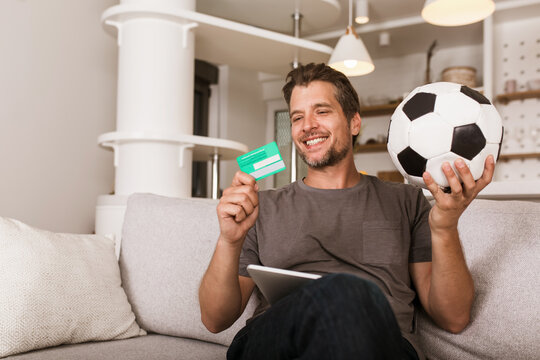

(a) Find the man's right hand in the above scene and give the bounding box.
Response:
[200,171,258,333]
[217,171,260,246]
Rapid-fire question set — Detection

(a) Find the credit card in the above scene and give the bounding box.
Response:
[237,141,286,180]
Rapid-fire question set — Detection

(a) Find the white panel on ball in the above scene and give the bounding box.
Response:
[470,143,500,180]
[409,113,453,159]
[387,115,411,154]
[477,105,503,144]
[425,152,470,187]
[407,174,425,188]
[435,92,481,127]
[420,82,460,94]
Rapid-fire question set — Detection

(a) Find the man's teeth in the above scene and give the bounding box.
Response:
[306,137,326,146]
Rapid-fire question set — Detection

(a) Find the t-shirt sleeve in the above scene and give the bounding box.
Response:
[408,188,432,263]
[238,223,261,277]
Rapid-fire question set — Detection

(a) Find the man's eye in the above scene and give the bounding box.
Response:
[292,117,302,122]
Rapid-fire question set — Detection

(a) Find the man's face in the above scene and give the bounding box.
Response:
[289,81,359,168]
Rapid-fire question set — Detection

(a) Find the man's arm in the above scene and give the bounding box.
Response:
[410,155,495,334]
[199,172,259,333]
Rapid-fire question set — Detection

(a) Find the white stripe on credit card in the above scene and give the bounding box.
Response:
[250,160,285,179]
[253,154,281,170]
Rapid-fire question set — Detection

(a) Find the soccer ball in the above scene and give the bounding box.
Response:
[387,82,503,189]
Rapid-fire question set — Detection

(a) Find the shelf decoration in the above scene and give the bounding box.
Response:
[359,103,398,117]
[499,153,540,162]
[354,142,387,153]
[495,89,540,105]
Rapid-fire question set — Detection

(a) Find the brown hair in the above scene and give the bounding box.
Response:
[282,63,361,145]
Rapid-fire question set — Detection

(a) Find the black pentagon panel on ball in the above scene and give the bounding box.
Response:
[397,147,427,177]
[460,86,491,105]
[451,124,487,160]
[402,92,436,121]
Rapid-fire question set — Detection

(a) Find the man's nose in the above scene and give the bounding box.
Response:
[302,113,318,132]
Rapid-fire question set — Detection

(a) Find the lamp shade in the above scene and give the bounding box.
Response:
[329,26,374,77]
[355,0,369,24]
[422,0,495,26]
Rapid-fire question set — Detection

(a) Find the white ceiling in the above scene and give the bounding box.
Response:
[196,0,343,35]
[196,0,512,59]
[196,0,428,36]
[318,0,428,35]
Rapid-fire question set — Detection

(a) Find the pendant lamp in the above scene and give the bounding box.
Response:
[328,0,374,77]
[422,0,495,26]
[355,0,369,24]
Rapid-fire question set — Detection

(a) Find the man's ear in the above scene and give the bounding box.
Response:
[350,112,361,135]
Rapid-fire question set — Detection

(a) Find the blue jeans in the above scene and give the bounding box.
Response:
[228,273,419,360]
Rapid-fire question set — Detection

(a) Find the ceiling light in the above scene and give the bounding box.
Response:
[355,0,369,24]
[379,31,390,47]
[421,0,495,26]
[329,0,374,77]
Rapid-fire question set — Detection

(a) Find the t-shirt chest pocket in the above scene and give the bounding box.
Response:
[362,220,405,265]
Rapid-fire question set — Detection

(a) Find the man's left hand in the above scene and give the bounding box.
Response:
[423,155,495,233]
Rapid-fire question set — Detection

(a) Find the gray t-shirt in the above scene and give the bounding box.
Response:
[239,175,432,340]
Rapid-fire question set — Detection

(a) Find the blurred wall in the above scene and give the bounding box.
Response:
[0,0,118,233]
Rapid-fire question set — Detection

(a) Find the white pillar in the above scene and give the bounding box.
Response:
[97,0,197,255]
[110,0,197,198]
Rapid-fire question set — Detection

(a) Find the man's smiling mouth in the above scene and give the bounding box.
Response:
[303,136,328,147]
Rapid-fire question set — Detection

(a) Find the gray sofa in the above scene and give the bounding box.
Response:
[8,193,539,359]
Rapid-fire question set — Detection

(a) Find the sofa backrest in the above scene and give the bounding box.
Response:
[417,199,540,359]
[119,193,259,346]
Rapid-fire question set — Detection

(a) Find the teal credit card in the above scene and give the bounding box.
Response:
[237,141,286,180]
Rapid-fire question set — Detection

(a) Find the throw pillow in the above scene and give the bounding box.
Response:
[0,217,146,358]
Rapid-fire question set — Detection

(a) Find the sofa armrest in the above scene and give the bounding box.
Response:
[417,199,540,359]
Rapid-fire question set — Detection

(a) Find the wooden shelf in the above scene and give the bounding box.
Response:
[353,145,540,162]
[354,143,387,153]
[499,153,540,161]
[495,90,540,105]
[360,103,398,117]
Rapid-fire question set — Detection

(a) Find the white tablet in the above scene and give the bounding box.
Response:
[246,264,322,305]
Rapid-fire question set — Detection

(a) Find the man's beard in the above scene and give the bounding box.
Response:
[296,139,350,168]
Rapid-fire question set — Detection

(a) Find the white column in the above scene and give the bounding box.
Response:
[97,0,197,256]
[110,0,197,198]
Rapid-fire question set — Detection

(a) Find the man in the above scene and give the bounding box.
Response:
[199,63,494,359]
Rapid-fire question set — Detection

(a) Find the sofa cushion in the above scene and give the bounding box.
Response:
[119,194,259,346]
[0,217,145,358]
[417,199,540,359]
[5,334,226,360]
